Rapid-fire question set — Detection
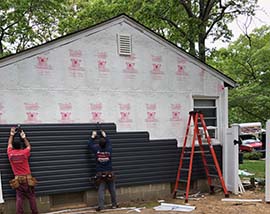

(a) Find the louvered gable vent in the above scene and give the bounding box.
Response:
[117,34,132,56]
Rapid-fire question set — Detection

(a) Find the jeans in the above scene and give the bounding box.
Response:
[98,180,117,209]
[16,183,38,214]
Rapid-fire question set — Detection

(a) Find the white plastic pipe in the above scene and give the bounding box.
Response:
[265,120,270,202]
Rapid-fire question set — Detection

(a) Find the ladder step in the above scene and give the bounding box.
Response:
[211,184,222,188]
[206,164,216,168]
[185,150,208,154]
[182,157,190,160]
[208,174,219,178]
[180,168,189,171]
[175,189,186,195]
[179,179,188,183]
[201,150,210,153]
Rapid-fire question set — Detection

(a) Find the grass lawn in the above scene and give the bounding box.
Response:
[239,159,265,178]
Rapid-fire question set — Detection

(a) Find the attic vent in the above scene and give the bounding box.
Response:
[117,34,132,56]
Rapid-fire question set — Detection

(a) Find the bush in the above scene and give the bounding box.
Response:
[243,151,263,160]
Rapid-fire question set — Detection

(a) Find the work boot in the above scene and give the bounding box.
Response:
[111,204,119,209]
[96,207,102,212]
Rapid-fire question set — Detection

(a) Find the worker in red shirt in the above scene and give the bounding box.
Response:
[7,127,38,214]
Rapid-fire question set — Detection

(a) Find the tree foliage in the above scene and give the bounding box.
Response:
[0,0,259,61]
[58,0,258,62]
[0,0,66,57]
[208,25,270,125]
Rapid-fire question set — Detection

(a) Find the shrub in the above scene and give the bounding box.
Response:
[243,151,263,160]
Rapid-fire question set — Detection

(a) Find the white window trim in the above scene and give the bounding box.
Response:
[193,97,219,141]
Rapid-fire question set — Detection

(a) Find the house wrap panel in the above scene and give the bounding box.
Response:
[0,16,232,146]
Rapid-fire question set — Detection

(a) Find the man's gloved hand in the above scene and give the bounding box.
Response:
[20,130,26,139]
[101,130,106,138]
[10,127,16,136]
[91,131,97,139]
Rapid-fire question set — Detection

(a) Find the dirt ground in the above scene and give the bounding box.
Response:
[46,189,270,214]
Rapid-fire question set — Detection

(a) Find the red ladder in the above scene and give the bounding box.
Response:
[173,111,229,202]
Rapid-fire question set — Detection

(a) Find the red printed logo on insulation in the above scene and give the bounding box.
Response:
[59,103,72,111]
[124,62,137,73]
[152,55,162,62]
[97,52,107,59]
[0,103,6,123]
[97,52,110,73]
[24,102,41,123]
[126,62,135,71]
[170,103,182,121]
[69,58,82,70]
[68,49,84,77]
[151,64,163,74]
[36,56,51,69]
[217,83,224,92]
[69,49,82,57]
[98,60,108,72]
[171,112,181,121]
[25,112,40,123]
[145,103,158,122]
[90,103,102,111]
[119,112,132,122]
[176,65,188,77]
[24,103,40,111]
[58,103,73,123]
[91,112,102,122]
[60,112,72,121]
[145,112,158,122]
[69,58,85,77]
[118,103,132,123]
[0,112,7,124]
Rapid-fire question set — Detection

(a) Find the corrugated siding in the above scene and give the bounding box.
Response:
[0,123,222,199]
[0,123,180,199]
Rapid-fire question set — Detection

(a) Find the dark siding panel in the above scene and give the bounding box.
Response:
[0,123,179,199]
[0,123,222,199]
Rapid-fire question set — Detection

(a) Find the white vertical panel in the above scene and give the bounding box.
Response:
[222,87,229,182]
[265,120,270,202]
[0,172,4,203]
[224,124,239,194]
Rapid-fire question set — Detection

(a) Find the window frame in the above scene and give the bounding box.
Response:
[193,98,218,139]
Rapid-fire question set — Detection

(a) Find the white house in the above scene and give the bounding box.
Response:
[0,14,236,145]
[0,14,237,213]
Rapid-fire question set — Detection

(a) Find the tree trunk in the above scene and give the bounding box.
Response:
[189,41,196,57]
[0,41,3,57]
[198,32,206,62]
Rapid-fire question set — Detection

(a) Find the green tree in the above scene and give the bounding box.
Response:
[0,0,66,57]
[208,25,270,124]
[59,0,258,62]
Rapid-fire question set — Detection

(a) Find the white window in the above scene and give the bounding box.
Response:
[193,99,217,139]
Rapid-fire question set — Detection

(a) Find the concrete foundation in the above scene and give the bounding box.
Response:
[1,180,214,213]
[1,183,172,213]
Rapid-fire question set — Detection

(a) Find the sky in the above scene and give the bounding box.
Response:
[207,0,270,48]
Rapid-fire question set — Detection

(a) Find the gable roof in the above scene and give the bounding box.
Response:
[0,13,236,88]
